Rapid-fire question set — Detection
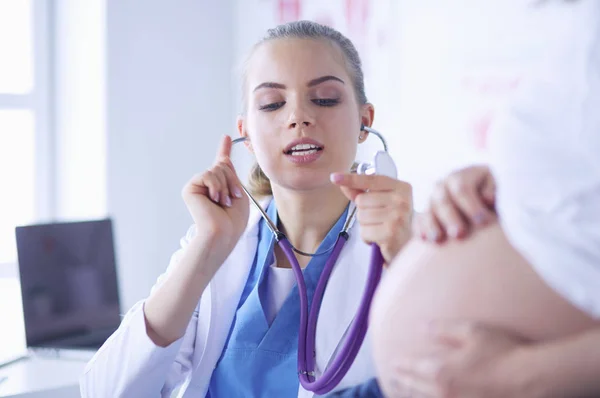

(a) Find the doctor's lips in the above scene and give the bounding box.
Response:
[283,138,324,156]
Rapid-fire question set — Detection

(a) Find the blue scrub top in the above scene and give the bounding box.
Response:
[207,200,349,398]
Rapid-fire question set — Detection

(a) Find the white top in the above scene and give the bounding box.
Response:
[265,259,297,325]
[488,0,600,318]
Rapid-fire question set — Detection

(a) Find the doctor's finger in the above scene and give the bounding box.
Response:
[338,185,363,202]
[431,183,468,239]
[211,165,234,207]
[217,162,244,200]
[200,170,223,204]
[331,172,410,193]
[359,224,400,245]
[354,191,412,211]
[215,135,233,163]
[357,207,410,227]
[446,175,495,226]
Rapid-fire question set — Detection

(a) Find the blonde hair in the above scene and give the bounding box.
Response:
[242,21,368,197]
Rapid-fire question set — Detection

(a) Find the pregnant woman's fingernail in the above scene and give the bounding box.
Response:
[213,192,220,203]
[448,225,460,238]
[427,231,439,242]
[233,187,243,198]
[224,195,232,207]
[474,211,488,225]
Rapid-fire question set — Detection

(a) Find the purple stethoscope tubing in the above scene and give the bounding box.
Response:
[280,237,384,395]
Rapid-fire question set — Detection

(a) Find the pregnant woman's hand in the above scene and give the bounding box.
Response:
[415,165,496,243]
[389,321,531,398]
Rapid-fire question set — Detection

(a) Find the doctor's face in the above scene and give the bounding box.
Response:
[238,38,374,194]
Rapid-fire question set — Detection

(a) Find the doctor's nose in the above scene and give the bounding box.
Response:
[289,120,312,129]
[287,106,315,130]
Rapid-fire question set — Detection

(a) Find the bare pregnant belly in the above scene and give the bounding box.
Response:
[370,222,599,391]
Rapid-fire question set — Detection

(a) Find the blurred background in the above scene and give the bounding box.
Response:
[0,1,582,395]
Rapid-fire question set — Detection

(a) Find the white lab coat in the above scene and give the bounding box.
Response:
[80,200,376,398]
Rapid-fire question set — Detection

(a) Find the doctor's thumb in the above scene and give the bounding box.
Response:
[337,185,362,202]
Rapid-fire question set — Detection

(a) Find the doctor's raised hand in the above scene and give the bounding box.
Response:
[181,134,249,251]
[330,160,413,265]
[142,135,248,348]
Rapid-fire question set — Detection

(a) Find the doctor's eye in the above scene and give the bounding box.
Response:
[312,98,340,107]
[259,101,285,111]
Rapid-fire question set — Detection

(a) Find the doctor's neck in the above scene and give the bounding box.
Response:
[272,184,349,260]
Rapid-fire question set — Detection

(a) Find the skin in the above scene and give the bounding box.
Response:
[374,164,600,397]
[414,165,496,242]
[143,37,413,348]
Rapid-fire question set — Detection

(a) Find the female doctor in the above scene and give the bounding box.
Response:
[80,20,413,397]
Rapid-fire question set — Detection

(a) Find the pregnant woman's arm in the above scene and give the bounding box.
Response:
[384,164,600,398]
[391,320,600,398]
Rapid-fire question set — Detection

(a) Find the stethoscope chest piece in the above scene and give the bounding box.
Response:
[356,151,398,179]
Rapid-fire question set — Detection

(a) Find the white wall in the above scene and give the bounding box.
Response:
[51,0,577,311]
[233,0,574,209]
[54,0,107,221]
[392,0,577,207]
[106,0,235,309]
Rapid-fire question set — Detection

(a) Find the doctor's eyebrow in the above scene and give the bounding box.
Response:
[253,75,345,92]
[307,75,345,87]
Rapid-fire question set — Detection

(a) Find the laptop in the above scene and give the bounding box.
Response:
[13,218,122,361]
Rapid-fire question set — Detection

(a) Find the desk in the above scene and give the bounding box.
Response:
[0,278,27,368]
[0,357,86,398]
[0,278,84,397]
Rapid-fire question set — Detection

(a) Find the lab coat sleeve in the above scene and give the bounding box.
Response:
[80,225,202,398]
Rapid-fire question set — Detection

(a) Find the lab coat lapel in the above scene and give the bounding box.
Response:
[190,199,268,389]
[313,226,372,373]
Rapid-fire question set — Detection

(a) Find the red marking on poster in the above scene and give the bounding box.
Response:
[314,14,334,28]
[471,112,493,150]
[462,75,522,150]
[345,0,370,35]
[461,76,521,96]
[277,0,301,23]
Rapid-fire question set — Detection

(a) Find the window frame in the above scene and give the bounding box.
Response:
[0,0,54,276]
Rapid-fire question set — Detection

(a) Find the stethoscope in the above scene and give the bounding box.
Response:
[231,125,397,395]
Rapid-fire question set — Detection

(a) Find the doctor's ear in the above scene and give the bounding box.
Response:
[358,125,367,143]
[359,103,375,143]
[237,116,254,153]
[359,124,369,143]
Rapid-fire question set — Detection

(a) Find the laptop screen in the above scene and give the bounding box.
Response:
[15,219,121,348]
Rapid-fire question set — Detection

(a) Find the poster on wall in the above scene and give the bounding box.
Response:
[234,0,576,209]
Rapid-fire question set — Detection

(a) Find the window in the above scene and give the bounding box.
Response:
[0,0,52,267]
